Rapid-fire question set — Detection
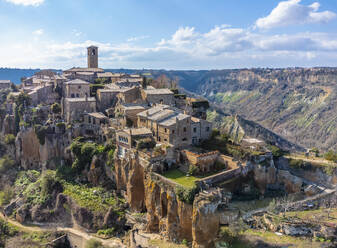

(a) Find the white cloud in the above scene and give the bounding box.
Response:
[255,0,336,29]
[5,0,44,6]
[2,25,337,69]
[32,29,44,36]
[127,35,149,42]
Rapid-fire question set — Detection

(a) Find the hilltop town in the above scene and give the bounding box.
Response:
[0,46,336,248]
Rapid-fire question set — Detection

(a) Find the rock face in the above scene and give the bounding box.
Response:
[115,153,232,247]
[115,156,146,212]
[253,156,305,195]
[277,170,303,193]
[192,191,224,248]
[15,128,68,169]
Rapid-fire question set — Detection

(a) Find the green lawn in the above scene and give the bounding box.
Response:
[162,169,198,188]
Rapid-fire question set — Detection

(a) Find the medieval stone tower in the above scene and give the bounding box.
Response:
[87,46,98,68]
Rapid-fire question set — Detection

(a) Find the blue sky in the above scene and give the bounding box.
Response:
[0,0,337,69]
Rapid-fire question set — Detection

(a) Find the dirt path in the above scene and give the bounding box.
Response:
[0,212,125,248]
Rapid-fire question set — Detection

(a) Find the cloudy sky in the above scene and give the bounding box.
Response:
[0,0,337,69]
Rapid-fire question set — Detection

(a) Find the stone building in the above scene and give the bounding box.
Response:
[117,87,142,104]
[64,79,90,98]
[87,46,98,68]
[116,127,153,157]
[191,117,212,145]
[141,88,174,105]
[27,84,59,106]
[137,105,192,147]
[115,103,148,127]
[96,88,120,111]
[64,96,96,123]
[185,97,210,120]
[83,112,109,126]
[0,80,12,90]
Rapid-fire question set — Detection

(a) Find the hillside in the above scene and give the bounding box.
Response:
[192,68,337,152]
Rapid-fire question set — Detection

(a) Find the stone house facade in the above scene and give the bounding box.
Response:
[64,97,96,123]
[96,89,120,111]
[115,103,148,128]
[191,117,212,145]
[0,80,12,90]
[141,88,174,105]
[64,79,90,98]
[117,87,142,104]
[116,128,153,157]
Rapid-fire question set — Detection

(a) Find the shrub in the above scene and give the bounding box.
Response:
[176,186,199,204]
[268,145,285,158]
[85,239,105,248]
[34,124,47,145]
[288,159,304,169]
[107,149,115,168]
[97,227,115,238]
[188,165,198,175]
[40,171,63,197]
[50,103,61,114]
[136,138,156,150]
[56,122,66,129]
[4,134,15,145]
[0,155,15,173]
[0,185,15,206]
[324,150,337,163]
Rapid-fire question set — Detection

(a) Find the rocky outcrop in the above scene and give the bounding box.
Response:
[277,170,303,193]
[15,128,68,170]
[115,156,146,212]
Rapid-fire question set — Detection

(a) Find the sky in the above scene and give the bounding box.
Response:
[0,0,337,69]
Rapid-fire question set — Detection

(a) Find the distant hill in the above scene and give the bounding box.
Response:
[0,68,63,84]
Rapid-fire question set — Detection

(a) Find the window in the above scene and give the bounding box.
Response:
[193,127,197,133]
[88,116,91,123]
[71,93,75,98]
[78,86,81,89]
[172,130,175,134]
[183,127,186,132]
[76,93,79,97]
[158,137,161,142]
[164,138,167,142]
[182,138,187,141]
[165,128,167,133]
[206,127,210,132]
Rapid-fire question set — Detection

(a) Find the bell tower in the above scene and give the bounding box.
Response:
[87,46,98,68]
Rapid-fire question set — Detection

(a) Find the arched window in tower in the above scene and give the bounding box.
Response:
[91,49,96,56]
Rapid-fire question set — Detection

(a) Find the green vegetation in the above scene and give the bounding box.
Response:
[63,183,122,214]
[148,239,188,248]
[70,140,98,172]
[324,150,337,163]
[175,186,199,204]
[0,155,15,173]
[90,84,105,96]
[85,239,106,248]
[136,137,156,150]
[34,124,47,145]
[267,145,286,158]
[96,227,115,238]
[0,219,18,247]
[0,185,15,206]
[50,103,61,115]
[4,134,15,145]
[163,169,198,188]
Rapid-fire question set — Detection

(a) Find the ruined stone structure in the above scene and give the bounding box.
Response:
[191,117,212,145]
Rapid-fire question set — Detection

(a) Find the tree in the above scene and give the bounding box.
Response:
[0,155,15,173]
[51,103,61,115]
